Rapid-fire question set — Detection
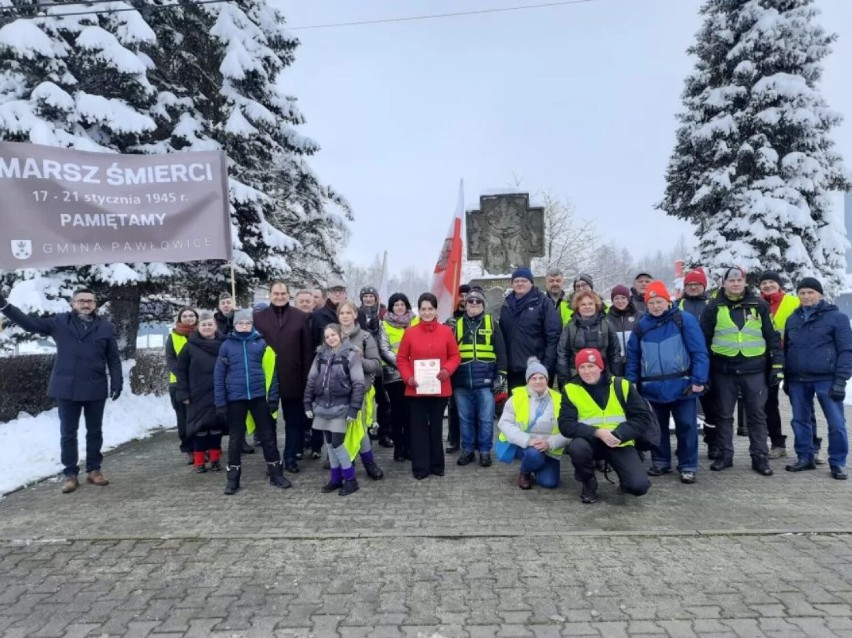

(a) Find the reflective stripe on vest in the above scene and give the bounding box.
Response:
[564,377,634,447]
[498,387,564,455]
[711,305,767,358]
[168,333,188,384]
[455,314,496,361]
[246,346,277,434]
[772,294,800,342]
[382,317,419,354]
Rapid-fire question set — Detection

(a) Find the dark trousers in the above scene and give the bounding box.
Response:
[447,396,460,446]
[226,398,280,467]
[566,438,649,496]
[765,384,787,448]
[714,372,769,461]
[169,385,190,453]
[279,398,305,464]
[374,377,392,439]
[192,431,223,452]
[386,381,410,454]
[507,371,527,392]
[58,398,106,477]
[410,397,448,477]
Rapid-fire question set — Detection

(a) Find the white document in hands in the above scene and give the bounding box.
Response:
[414,358,442,395]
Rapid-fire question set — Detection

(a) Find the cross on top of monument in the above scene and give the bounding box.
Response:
[465,192,545,275]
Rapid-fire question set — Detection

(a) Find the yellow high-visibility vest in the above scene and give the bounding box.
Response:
[498,387,564,456]
[711,305,767,358]
[455,314,496,361]
[564,377,634,448]
[168,333,188,384]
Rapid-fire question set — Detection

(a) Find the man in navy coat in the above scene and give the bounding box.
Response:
[783,277,852,480]
[0,288,122,493]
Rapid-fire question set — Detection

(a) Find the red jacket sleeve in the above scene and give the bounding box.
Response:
[397,329,414,382]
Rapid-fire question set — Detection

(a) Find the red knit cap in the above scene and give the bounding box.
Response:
[644,280,672,304]
[683,268,707,288]
[575,348,605,372]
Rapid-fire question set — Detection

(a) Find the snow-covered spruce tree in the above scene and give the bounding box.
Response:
[0,2,185,355]
[659,0,851,293]
[144,0,351,305]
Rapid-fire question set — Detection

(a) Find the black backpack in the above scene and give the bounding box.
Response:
[612,376,661,452]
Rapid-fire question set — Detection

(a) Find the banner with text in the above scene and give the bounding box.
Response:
[0,141,231,269]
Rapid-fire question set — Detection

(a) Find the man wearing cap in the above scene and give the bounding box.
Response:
[499,267,562,390]
[783,277,852,480]
[311,278,348,348]
[546,268,572,326]
[626,281,709,484]
[631,273,653,314]
[214,292,236,336]
[700,267,782,475]
[445,284,472,452]
[758,270,801,459]
[559,348,653,504]
[253,281,314,473]
[452,288,508,467]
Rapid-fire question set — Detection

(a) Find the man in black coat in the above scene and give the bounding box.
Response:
[253,281,314,473]
[311,278,347,348]
[0,288,122,493]
[499,268,562,390]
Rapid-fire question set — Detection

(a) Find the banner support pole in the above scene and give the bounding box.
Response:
[230,261,236,302]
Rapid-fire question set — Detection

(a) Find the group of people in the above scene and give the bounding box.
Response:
[1,260,849,504]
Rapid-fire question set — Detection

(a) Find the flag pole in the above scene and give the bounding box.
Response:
[230,261,236,301]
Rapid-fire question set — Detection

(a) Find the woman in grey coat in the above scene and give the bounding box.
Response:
[338,301,385,481]
[304,323,366,496]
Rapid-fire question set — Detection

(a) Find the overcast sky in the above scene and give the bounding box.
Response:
[275,0,852,274]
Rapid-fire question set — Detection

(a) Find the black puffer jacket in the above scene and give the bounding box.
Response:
[174,332,227,437]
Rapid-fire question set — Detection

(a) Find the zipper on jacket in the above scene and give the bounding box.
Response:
[242,340,252,400]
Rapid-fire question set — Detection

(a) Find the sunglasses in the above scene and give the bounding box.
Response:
[466,299,483,305]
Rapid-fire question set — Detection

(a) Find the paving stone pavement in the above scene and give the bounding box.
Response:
[1,404,851,637]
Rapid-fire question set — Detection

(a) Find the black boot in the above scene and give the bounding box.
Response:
[268,462,292,489]
[751,456,773,476]
[457,451,476,466]
[224,465,241,495]
[580,476,598,504]
[362,457,384,481]
[339,467,359,496]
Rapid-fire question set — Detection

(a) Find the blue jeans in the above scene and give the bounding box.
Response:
[58,399,106,477]
[516,446,560,488]
[789,380,848,467]
[454,387,495,453]
[651,397,699,473]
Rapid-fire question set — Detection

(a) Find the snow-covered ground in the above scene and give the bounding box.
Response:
[0,389,173,496]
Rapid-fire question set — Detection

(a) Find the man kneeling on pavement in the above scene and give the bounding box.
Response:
[559,348,653,504]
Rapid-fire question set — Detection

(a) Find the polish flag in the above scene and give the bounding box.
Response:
[430,180,464,323]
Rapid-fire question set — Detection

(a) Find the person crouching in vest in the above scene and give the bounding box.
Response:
[699,266,782,476]
[453,288,508,467]
[166,306,198,463]
[214,309,291,495]
[625,281,709,484]
[559,348,652,504]
[496,358,568,489]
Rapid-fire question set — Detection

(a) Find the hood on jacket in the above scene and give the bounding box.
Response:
[228,328,261,342]
[189,331,226,353]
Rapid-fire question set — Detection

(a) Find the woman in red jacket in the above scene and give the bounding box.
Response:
[397,293,461,479]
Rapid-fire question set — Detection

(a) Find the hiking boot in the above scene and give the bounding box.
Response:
[517,472,533,490]
[679,472,696,484]
[457,451,476,466]
[284,461,300,474]
[647,466,671,477]
[580,476,598,504]
[321,468,343,493]
[268,462,292,489]
[86,470,109,486]
[710,458,732,472]
[479,453,492,468]
[61,476,79,494]
[785,459,816,472]
[339,478,360,496]
[751,456,773,476]
[831,465,848,480]
[362,458,384,481]
[768,446,787,460]
[224,465,241,495]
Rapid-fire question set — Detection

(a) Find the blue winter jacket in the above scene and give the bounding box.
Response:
[214,330,279,407]
[499,286,562,376]
[784,300,852,383]
[625,307,709,405]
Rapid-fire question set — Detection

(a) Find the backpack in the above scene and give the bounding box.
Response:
[632,311,683,341]
[612,376,661,452]
[567,317,611,354]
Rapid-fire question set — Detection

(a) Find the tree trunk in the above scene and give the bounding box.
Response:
[108,284,141,360]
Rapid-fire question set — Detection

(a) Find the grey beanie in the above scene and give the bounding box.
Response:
[233,308,253,324]
[198,310,215,323]
[525,357,549,382]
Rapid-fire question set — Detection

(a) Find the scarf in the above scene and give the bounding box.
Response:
[173,321,196,337]
[385,311,413,329]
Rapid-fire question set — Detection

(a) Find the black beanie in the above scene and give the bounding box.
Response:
[759,270,784,288]
[387,292,411,311]
[796,277,823,295]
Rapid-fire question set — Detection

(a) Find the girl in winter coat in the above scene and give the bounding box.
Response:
[174,311,226,473]
[304,323,367,496]
[556,291,621,388]
[379,292,418,461]
[337,301,385,481]
[166,306,198,463]
[214,309,290,495]
[396,293,461,480]
[606,285,643,376]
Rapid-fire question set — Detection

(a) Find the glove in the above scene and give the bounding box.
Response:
[305,410,314,419]
[435,368,450,381]
[110,387,122,401]
[830,381,846,403]
[768,368,783,387]
[406,376,418,388]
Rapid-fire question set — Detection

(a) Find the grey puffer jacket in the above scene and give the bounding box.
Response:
[304,342,366,419]
[344,325,382,387]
